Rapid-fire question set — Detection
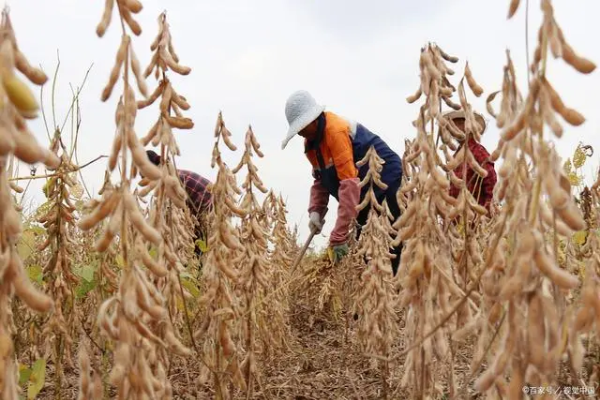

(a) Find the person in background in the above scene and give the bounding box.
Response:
[281,90,404,276]
[146,150,213,257]
[444,110,497,215]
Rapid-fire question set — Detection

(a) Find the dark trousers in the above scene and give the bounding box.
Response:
[354,183,403,276]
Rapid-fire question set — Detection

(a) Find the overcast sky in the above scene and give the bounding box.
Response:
[3,0,600,250]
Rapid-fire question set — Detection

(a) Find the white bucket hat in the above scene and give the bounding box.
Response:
[281,90,325,150]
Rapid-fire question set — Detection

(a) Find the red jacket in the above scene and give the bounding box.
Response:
[177,169,213,216]
[449,138,497,211]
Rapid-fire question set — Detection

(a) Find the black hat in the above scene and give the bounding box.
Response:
[146,150,161,166]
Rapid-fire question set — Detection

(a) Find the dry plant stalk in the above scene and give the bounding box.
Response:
[264,193,293,353]
[135,11,197,340]
[231,126,276,397]
[76,337,103,400]
[443,62,490,342]
[195,112,246,399]
[78,2,191,398]
[352,145,399,399]
[37,132,83,392]
[468,1,595,396]
[395,43,471,398]
[0,8,59,399]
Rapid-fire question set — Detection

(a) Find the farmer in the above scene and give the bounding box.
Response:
[146,150,213,257]
[281,90,404,276]
[444,110,497,214]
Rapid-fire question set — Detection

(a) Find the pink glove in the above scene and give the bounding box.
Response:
[329,178,360,246]
[308,178,330,219]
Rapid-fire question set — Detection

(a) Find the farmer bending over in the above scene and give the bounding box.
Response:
[146,150,213,257]
[281,90,404,276]
[444,110,497,214]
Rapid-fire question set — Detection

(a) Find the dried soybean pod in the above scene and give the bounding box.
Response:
[171,91,191,110]
[442,95,461,111]
[166,115,194,129]
[127,126,162,180]
[95,202,123,252]
[465,62,483,97]
[135,239,167,276]
[161,49,191,75]
[486,90,500,118]
[124,0,143,13]
[543,172,569,211]
[160,82,173,113]
[96,0,115,37]
[500,112,526,141]
[121,6,142,36]
[539,203,573,237]
[143,51,159,79]
[168,37,180,63]
[466,151,488,178]
[556,201,586,231]
[533,242,579,290]
[527,293,546,370]
[141,120,160,146]
[438,47,458,63]
[130,46,148,98]
[540,89,563,138]
[9,181,23,194]
[221,128,238,151]
[9,251,53,312]
[123,192,162,245]
[102,35,129,102]
[137,82,163,109]
[14,51,48,85]
[137,179,159,198]
[79,192,120,230]
[561,42,596,74]
[543,78,585,126]
[108,132,122,172]
[406,87,422,104]
[0,122,16,155]
[573,305,593,333]
[12,128,47,164]
[508,0,520,18]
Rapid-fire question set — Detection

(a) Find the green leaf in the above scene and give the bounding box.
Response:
[116,254,125,269]
[563,158,573,174]
[195,239,208,253]
[181,278,200,299]
[27,358,46,399]
[75,279,96,299]
[573,145,587,169]
[567,171,582,186]
[73,262,97,283]
[70,180,84,199]
[29,226,45,236]
[26,265,43,284]
[573,231,587,246]
[34,201,53,220]
[19,364,31,386]
[80,264,96,283]
[17,230,36,262]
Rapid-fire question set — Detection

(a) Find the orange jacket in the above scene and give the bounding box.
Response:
[305,112,358,180]
[305,112,361,246]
